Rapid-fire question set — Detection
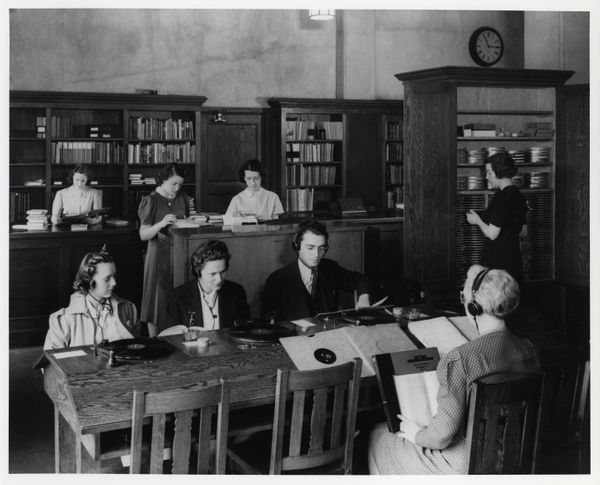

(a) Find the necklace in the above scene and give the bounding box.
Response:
[199,286,218,321]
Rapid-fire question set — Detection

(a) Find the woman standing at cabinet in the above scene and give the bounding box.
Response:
[51,165,102,224]
[138,163,191,336]
[466,153,528,284]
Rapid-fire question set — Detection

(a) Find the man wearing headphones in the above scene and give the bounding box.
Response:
[167,240,250,330]
[261,219,371,321]
[44,248,139,349]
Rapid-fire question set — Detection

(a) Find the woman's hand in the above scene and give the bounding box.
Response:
[160,213,178,228]
[396,414,423,444]
[466,209,481,226]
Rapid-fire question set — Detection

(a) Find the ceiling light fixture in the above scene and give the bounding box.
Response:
[309,9,335,21]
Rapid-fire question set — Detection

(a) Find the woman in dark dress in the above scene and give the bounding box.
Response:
[466,152,528,283]
[138,163,190,336]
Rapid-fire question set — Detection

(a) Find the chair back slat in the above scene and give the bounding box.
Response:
[214,384,230,474]
[129,380,229,475]
[342,358,362,474]
[330,383,345,448]
[466,374,543,474]
[308,388,328,455]
[270,370,289,474]
[288,391,305,457]
[149,414,167,474]
[195,407,213,474]
[171,410,193,474]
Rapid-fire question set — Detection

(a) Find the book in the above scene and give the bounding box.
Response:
[279,324,417,378]
[372,348,441,432]
[407,316,469,357]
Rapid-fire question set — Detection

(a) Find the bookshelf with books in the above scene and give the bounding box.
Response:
[9,91,206,223]
[395,66,573,290]
[384,115,403,208]
[268,98,403,212]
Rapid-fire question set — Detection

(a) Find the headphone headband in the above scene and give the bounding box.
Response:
[467,268,490,317]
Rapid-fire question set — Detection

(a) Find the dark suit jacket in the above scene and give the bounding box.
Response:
[167,279,250,329]
[261,258,370,321]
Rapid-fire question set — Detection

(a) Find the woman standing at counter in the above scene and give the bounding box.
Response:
[51,165,102,224]
[225,159,284,221]
[138,163,191,336]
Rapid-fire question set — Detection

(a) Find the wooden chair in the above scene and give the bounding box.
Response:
[538,343,590,473]
[465,374,543,474]
[129,379,229,474]
[227,358,362,474]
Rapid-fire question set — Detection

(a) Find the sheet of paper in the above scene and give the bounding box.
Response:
[291,319,316,328]
[394,370,439,427]
[408,316,468,357]
[342,324,417,372]
[53,349,87,359]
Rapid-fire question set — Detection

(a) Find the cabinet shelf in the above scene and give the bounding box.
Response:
[457,110,554,116]
[457,136,553,142]
[457,162,553,168]
[457,188,553,195]
[285,161,342,166]
[10,137,46,142]
[285,139,342,143]
[51,162,124,167]
[52,137,125,142]
[10,185,46,189]
[10,162,46,166]
[127,163,196,167]
[128,139,195,143]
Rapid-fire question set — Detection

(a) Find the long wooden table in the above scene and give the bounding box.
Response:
[42,308,567,473]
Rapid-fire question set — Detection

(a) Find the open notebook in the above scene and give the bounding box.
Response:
[407,316,469,357]
[279,324,417,378]
[373,348,441,432]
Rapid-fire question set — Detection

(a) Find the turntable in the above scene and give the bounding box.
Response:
[229,323,295,347]
[99,338,175,361]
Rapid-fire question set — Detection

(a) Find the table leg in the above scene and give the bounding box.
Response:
[55,409,100,473]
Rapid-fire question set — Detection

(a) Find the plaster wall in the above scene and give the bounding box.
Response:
[9,9,588,106]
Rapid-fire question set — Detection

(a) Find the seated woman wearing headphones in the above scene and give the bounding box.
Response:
[368,264,540,474]
[44,249,140,349]
[166,240,250,330]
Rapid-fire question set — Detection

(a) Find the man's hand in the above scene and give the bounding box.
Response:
[355,293,371,309]
[396,414,423,444]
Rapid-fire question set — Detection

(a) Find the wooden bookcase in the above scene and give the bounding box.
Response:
[395,66,573,290]
[267,98,403,212]
[9,91,207,222]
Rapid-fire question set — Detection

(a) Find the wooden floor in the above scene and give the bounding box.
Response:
[9,345,589,475]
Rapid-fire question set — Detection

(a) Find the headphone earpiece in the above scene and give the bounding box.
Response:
[291,234,301,252]
[467,269,490,317]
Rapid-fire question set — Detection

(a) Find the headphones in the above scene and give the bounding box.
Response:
[291,222,329,253]
[467,269,491,317]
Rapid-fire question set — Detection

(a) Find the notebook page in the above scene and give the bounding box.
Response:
[408,316,468,357]
[394,370,439,427]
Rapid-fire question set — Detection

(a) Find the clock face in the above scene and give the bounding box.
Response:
[469,27,504,67]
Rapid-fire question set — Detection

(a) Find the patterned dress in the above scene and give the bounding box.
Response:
[138,190,190,328]
[368,329,540,474]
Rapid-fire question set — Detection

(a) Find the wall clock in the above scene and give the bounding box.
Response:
[468,27,504,67]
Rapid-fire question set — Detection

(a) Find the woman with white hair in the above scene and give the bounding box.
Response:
[368,264,540,474]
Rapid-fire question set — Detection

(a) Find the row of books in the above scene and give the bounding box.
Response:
[286,188,314,212]
[51,141,124,164]
[286,142,337,162]
[129,117,195,140]
[386,121,401,139]
[129,174,157,185]
[287,165,337,186]
[49,115,73,137]
[9,192,31,223]
[25,209,49,230]
[386,164,403,185]
[386,143,403,163]
[36,116,47,138]
[285,120,343,140]
[523,122,554,137]
[127,142,196,164]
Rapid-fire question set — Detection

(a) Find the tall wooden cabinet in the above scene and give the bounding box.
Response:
[395,67,573,290]
[9,91,206,222]
[267,98,403,212]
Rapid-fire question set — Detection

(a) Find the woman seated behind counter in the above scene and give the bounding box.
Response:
[51,165,103,225]
[44,249,140,349]
[225,159,284,221]
[368,264,540,474]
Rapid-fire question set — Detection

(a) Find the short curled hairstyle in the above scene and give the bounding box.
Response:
[487,152,517,179]
[468,264,520,318]
[73,247,114,293]
[191,240,231,278]
[157,163,188,184]
[67,165,92,184]
[238,159,265,183]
